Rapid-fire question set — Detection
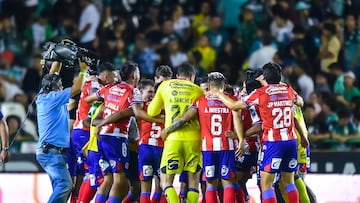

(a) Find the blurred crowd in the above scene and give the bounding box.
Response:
[0,0,360,152]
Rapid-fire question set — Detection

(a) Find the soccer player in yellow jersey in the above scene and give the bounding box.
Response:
[147,63,205,203]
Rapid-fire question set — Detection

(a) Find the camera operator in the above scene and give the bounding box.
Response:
[36,60,88,203]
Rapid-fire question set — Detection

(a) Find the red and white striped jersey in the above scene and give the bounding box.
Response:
[244,84,298,142]
[138,101,165,147]
[96,82,134,136]
[194,93,237,151]
[73,80,101,131]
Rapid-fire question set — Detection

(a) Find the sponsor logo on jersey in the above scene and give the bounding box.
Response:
[205,165,215,177]
[143,165,153,176]
[168,159,179,170]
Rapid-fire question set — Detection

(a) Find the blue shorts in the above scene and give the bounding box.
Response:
[138,144,163,181]
[127,150,140,181]
[87,150,103,188]
[202,150,236,181]
[236,151,258,173]
[71,129,90,176]
[66,139,77,176]
[259,140,298,173]
[98,135,129,174]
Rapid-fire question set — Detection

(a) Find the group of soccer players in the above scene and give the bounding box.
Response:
[65,59,315,203]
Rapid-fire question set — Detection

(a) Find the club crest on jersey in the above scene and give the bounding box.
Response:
[288,159,298,169]
[208,100,215,106]
[270,95,277,101]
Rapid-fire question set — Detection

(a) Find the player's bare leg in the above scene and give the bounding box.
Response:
[260,171,277,203]
[161,173,178,203]
[95,173,113,202]
[187,171,201,203]
[108,171,129,202]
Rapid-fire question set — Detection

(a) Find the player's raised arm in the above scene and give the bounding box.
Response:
[95,108,134,127]
[212,89,246,111]
[133,104,164,123]
[85,92,100,104]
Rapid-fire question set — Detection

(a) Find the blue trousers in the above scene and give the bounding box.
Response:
[36,148,72,203]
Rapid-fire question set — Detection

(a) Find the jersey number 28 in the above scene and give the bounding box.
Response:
[272,107,292,129]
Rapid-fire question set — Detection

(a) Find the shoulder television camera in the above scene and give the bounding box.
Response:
[41,39,100,71]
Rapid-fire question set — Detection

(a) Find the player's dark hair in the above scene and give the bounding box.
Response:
[208,72,226,89]
[246,68,263,80]
[176,62,195,78]
[155,65,173,79]
[121,61,139,81]
[196,76,209,86]
[245,78,262,94]
[138,79,155,90]
[224,84,235,95]
[97,61,115,75]
[262,62,282,84]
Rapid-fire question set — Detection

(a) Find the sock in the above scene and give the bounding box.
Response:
[95,194,107,203]
[151,191,161,203]
[223,184,236,203]
[234,184,245,203]
[295,177,310,203]
[108,196,121,203]
[205,186,217,203]
[262,188,276,203]
[164,186,180,203]
[160,193,167,203]
[187,188,199,203]
[123,191,138,203]
[285,184,299,203]
[179,189,187,201]
[70,191,79,203]
[141,192,151,203]
[78,179,97,203]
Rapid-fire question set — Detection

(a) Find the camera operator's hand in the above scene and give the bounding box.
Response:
[79,60,89,73]
[49,61,62,74]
